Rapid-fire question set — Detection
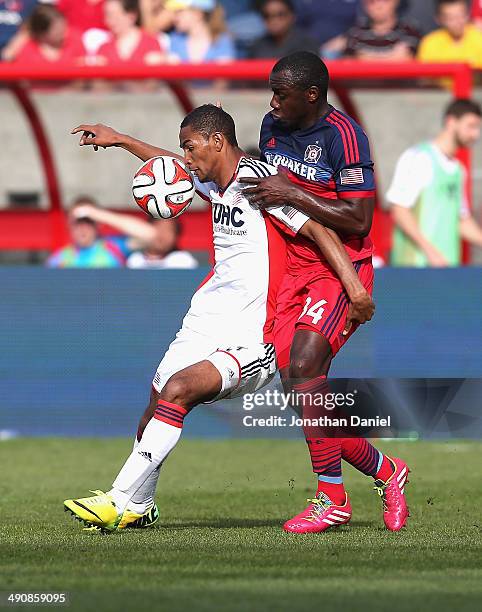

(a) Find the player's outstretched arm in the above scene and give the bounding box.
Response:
[299,219,375,332]
[71,123,183,162]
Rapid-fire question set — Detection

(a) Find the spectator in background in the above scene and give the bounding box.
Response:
[398,0,437,35]
[0,0,38,61]
[47,198,131,268]
[139,0,176,36]
[165,0,235,63]
[473,0,482,28]
[387,99,482,267]
[55,0,105,32]
[96,0,165,65]
[344,0,420,60]
[418,0,482,68]
[53,0,110,57]
[12,4,86,65]
[126,219,198,268]
[220,0,265,56]
[249,0,318,59]
[49,199,198,269]
[294,0,361,59]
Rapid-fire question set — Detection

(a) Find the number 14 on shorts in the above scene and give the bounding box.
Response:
[298,297,327,324]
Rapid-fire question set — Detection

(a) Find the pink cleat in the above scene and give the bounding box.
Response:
[283,492,352,534]
[374,457,410,531]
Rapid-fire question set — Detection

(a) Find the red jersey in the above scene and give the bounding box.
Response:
[260,106,375,274]
[13,28,86,64]
[97,30,162,64]
[56,0,105,32]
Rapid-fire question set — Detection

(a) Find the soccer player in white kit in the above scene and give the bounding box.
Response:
[64,105,374,532]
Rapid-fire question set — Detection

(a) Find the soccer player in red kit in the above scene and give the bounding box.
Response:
[242,52,410,533]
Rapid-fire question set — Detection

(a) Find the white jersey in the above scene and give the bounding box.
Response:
[180,156,309,345]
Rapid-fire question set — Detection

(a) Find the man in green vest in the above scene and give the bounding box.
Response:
[387,98,482,266]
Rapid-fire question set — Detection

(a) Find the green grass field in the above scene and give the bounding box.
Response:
[1,438,481,612]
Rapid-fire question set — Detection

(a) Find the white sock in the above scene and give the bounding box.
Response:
[109,417,182,513]
[127,437,162,514]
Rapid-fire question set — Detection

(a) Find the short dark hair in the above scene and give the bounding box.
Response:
[444,98,482,119]
[28,5,64,39]
[259,0,295,14]
[180,104,238,146]
[436,0,469,13]
[271,52,329,99]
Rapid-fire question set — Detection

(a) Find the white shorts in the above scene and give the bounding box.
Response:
[152,325,277,402]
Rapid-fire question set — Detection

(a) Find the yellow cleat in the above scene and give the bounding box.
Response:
[64,490,121,532]
[118,504,159,529]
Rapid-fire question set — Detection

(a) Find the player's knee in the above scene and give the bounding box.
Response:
[289,347,330,380]
[160,375,193,407]
[289,355,319,380]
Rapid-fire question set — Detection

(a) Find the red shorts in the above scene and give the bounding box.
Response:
[273,257,374,370]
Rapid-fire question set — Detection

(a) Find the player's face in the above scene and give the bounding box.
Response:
[269,74,312,129]
[452,113,481,148]
[179,126,217,183]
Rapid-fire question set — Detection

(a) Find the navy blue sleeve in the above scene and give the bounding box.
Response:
[259,112,274,161]
[326,116,376,197]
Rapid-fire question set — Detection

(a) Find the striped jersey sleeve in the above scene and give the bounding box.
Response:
[238,157,309,236]
[326,112,375,198]
[194,177,216,203]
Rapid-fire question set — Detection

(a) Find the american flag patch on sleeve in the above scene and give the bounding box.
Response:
[340,168,364,185]
[281,205,298,219]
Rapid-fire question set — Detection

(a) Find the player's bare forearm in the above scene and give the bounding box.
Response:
[119,134,182,162]
[240,173,374,236]
[300,220,369,301]
[71,123,183,162]
[290,188,374,237]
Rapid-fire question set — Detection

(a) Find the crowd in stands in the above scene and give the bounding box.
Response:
[47,196,199,269]
[1,0,482,67]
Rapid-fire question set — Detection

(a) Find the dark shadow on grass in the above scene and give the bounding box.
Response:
[156,518,285,529]
[152,518,374,529]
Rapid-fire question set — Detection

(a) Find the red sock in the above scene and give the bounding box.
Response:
[294,377,346,505]
[375,454,394,482]
[316,477,346,506]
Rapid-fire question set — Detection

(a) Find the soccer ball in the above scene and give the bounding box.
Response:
[132,156,195,219]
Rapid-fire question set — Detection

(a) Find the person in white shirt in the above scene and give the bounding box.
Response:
[386,98,482,267]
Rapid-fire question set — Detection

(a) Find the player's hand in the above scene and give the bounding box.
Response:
[343,291,375,335]
[71,123,123,151]
[239,172,297,208]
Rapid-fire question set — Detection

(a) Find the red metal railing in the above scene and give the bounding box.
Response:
[0,60,473,260]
